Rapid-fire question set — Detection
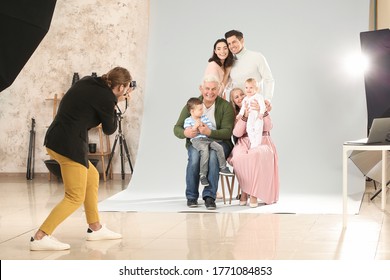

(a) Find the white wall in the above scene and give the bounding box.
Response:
[128,0,370,197]
[0,0,149,176]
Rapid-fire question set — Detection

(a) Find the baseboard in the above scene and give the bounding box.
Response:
[0,172,48,178]
[0,172,131,181]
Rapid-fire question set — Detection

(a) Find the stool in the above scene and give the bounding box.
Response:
[220,173,240,204]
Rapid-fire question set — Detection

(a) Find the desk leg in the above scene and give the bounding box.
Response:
[342,147,348,228]
[381,150,387,210]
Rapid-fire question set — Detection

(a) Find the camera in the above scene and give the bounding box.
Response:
[130,80,137,88]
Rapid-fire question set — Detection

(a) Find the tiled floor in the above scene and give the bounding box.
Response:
[0,175,389,260]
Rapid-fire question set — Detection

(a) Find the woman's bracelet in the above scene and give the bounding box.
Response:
[241,116,248,122]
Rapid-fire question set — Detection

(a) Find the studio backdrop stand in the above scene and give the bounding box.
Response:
[105,105,133,180]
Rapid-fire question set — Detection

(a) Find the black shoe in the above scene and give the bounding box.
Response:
[204,197,216,210]
[187,199,198,208]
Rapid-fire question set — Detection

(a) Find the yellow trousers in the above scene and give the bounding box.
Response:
[40,148,100,235]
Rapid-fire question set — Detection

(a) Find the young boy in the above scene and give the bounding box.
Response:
[184,97,233,187]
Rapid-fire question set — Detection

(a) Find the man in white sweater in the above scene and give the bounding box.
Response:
[225,30,275,103]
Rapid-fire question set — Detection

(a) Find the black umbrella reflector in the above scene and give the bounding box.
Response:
[0,0,57,92]
[360,29,390,133]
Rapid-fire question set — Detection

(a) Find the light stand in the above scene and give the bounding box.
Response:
[105,103,133,180]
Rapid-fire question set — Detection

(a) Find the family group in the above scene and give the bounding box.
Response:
[174,30,279,210]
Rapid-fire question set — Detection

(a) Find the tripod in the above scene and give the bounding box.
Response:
[370,179,390,201]
[105,108,133,180]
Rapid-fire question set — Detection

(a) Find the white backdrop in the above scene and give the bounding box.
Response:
[100,0,370,212]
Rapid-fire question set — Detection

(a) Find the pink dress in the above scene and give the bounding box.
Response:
[204,61,224,82]
[204,61,225,96]
[228,115,279,204]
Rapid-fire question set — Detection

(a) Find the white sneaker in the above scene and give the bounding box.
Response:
[30,235,70,251]
[86,225,122,241]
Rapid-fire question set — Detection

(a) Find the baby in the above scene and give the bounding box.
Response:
[238,78,266,149]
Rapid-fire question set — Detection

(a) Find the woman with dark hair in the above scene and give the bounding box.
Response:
[30,66,135,251]
[203,38,234,99]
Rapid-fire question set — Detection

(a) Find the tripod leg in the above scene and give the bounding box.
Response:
[122,137,133,173]
[26,129,34,180]
[32,131,36,179]
[370,181,390,201]
[105,135,119,177]
[371,189,382,201]
[119,136,125,180]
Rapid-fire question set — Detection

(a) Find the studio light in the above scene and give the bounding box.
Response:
[344,52,369,76]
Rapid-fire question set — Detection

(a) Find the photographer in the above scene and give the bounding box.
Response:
[30,67,135,251]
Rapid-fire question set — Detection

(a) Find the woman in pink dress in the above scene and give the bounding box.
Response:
[203,38,234,99]
[228,88,279,207]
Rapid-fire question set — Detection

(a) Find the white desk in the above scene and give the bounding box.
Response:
[343,143,389,227]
